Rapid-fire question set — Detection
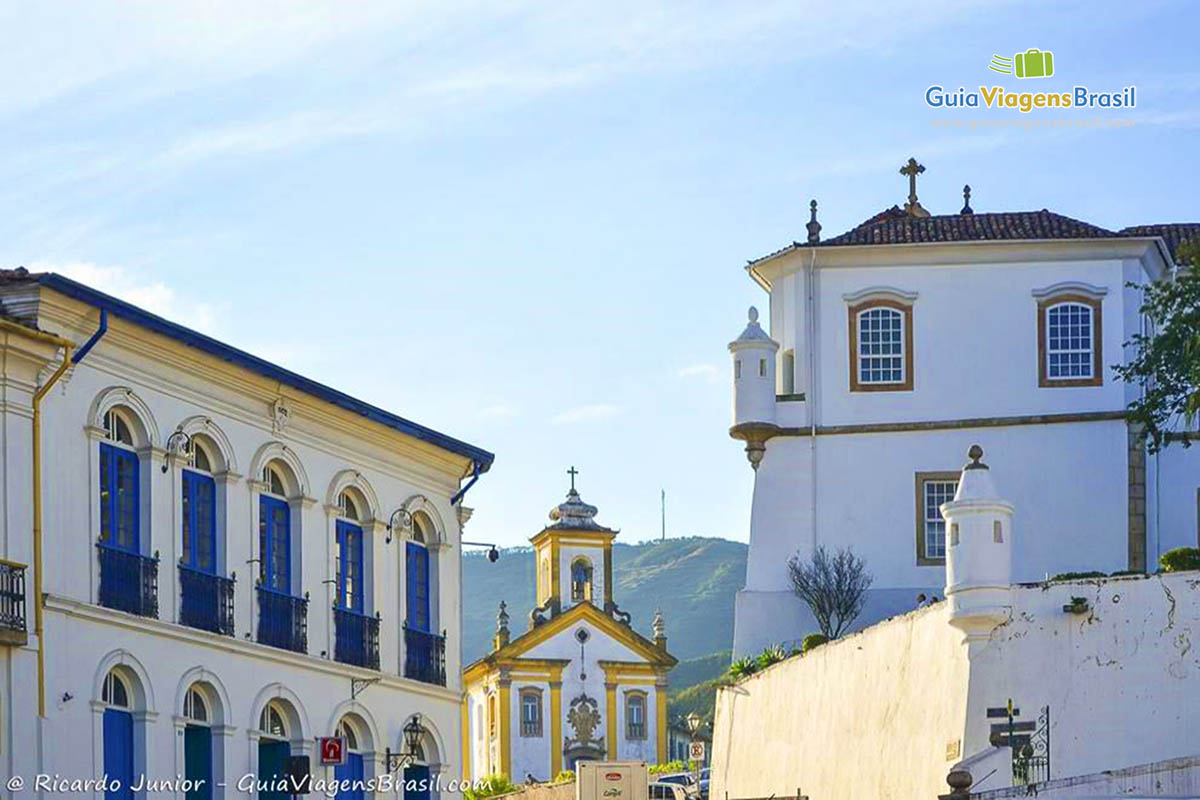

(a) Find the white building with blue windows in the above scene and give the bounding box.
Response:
[728,162,1200,656]
[0,268,493,799]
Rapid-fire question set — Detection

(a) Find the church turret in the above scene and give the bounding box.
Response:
[493,601,510,650]
[652,608,667,651]
[941,445,1013,644]
[529,468,624,626]
[729,306,780,469]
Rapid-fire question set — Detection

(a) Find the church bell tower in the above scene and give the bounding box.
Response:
[528,468,618,626]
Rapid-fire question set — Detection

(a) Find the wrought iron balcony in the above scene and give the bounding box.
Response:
[334,607,380,670]
[256,586,308,654]
[0,560,27,645]
[403,624,446,686]
[179,565,236,636]
[97,544,159,618]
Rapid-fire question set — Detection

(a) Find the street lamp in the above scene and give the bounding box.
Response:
[385,714,425,773]
[683,712,704,786]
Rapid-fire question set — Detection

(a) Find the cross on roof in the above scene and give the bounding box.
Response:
[899,157,930,218]
[567,465,579,492]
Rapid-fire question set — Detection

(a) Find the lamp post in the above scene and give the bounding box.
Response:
[684,712,704,788]
[385,714,426,774]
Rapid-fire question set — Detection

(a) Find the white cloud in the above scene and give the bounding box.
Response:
[480,404,518,419]
[551,404,619,425]
[677,363,720,381]
[29,261,221,335]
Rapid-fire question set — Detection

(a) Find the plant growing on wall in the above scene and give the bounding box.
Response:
[1115,241,1200,452]
[1160,546,1200,573]
[786,545,873,639]
[727,656,758,679]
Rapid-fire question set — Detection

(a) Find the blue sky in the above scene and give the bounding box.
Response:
[2,1,1196,548]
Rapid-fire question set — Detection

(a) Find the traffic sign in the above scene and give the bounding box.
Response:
[688,741,706,762]
[318,736,347,766]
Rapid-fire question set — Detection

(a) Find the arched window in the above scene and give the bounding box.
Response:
[181,437,217,575]
[260,702,289,740]
[102,670,135,800]
[184,686,209,723]
[334,717,366,800]
[570,558,593,602]
[625,692,647,740]
[99,408,139,553]
[1039,296,1102,387]
[335,491,365,613]
[405,514,432,633]
[519,688,543,737]
[259,460,293,595]
[848,298,914,392]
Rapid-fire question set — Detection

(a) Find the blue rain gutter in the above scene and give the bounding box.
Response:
[451,461,483,506]
[71,309,107,364]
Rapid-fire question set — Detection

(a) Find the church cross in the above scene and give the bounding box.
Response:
[567,465,579,492]
[899,157,929,217]
[900,157,925,207]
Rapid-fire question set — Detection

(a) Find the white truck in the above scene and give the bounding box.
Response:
[576,762,650,800]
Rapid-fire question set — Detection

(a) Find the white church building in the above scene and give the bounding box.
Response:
[462,481,676,782]
[728,161,1200,655]
[0,268,493,799]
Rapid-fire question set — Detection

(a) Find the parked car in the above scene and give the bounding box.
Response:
[649,782,691,800]
[697,769,710,800]
[655,774,695,789]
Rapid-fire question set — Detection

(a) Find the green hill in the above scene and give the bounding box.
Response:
[462,536,746,666]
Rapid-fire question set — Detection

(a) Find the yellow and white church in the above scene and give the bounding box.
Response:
[462,478,677,781]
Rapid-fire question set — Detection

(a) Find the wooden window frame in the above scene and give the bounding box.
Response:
[625,690,648,741]
[1037,294,1102,388]
[914,471,959,566]
[849,299,914,392]
[518,687,543,738]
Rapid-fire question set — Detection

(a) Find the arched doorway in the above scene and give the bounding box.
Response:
[183,684,215,800]
[333,715,369,800]
[258,701,294,800]
[101,669,136,800]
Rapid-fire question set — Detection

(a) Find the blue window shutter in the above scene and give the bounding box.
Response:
[336,522,365,612]
[260,496,291,593]
[258,740,291,800]
[184,725,213,800]
[406,543,430,632]
[103,709,134,800]
[182,472,217,573]
[403,764,431,800]
[335,753,364,800]
[100,445,139,552]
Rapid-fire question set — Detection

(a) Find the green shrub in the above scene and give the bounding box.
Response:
[465,775,517,800]
[801,633,829,653]
[650,761,687,775]
[552,771,576,784]
[1160,547,1200,573]
[1049,571,1106,581]
[1109,569,1144,577]
[756,643,788,670]
[728,656,758,679]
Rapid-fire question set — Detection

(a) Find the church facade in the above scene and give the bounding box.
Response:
[462,483,676,782]
[728,161,1200,655]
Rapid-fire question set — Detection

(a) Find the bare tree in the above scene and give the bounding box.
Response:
[787,545,873,639]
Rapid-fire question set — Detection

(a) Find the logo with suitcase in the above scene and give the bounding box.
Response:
[989,49,1054,79]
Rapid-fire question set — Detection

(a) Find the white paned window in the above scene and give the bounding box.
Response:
[1046,302,1094,379]
[858,307,905,384]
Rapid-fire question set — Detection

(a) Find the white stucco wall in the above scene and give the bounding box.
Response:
[714,604,968,800]
[734,420,1129,654]
[714,572,1200,800]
